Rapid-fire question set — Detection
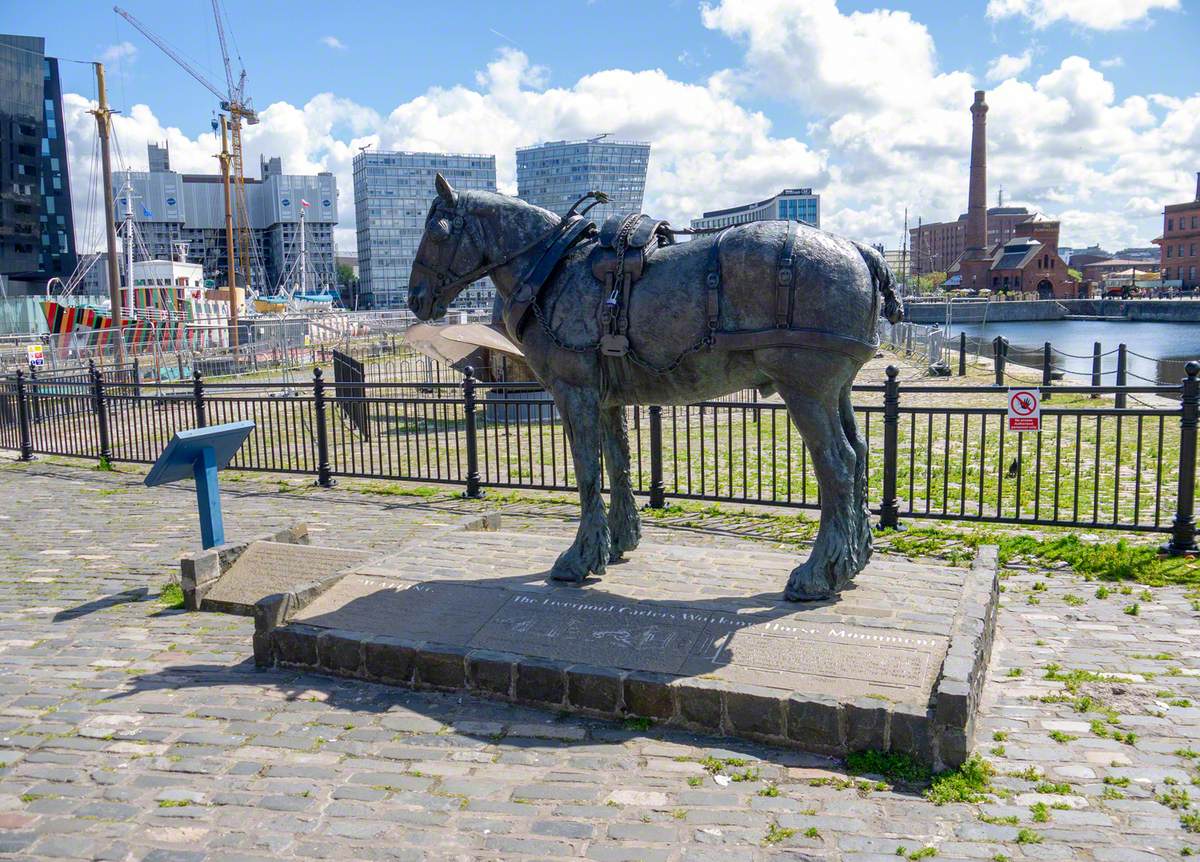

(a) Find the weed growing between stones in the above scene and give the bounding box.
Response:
[896,847,937,860]
[845,749,931,785]
[158,583,183,609]
[762,823,798,845]
[925,754,994,805]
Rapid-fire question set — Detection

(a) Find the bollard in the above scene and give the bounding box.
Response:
[462,366,483,499]
[1164,361,1200,555]
[1042,341,1053,401]
[958,332,967,376]
[905,324,913,356]
[648,405,665,509]
[877,365,903,531]
[992,336,1008,387]
[1115,344,1128,409]
[313,367,334,488]
[1091,341,1102,397]
[14,369,33,462]
[90,360,112,465]
[192,369,207,429]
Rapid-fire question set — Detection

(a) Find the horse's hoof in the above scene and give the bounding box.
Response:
[784,585,831,603]
[550,548,592,584]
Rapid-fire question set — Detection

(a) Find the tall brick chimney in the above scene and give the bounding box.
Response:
[964,91,988,257]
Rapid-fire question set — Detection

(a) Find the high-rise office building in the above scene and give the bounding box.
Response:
[0,34,77,292]
[516,135,650,223]
[689,188,821,231]
[352,150,497,310]
[115,144,337,295]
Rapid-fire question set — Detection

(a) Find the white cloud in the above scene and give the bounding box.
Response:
[1099,56,1125,68]
[987,51,1033,82]
[320,35,347,51]
[61,2,1199,260]
[100,41,137,67]
[985,0,1180,30]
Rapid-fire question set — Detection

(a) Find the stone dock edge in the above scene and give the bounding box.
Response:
[249,544,1000,770]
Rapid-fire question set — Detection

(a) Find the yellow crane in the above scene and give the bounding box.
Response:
[114,2,259,300]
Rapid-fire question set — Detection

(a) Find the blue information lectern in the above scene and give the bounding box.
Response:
[145,421,255,549]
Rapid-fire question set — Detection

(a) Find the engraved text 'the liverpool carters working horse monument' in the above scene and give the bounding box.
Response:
[408,175,902,601]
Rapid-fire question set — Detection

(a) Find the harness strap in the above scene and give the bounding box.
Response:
[714,328,879,363]
[503,215,594,342]
[704,229,729,335]
[776,223,799,328]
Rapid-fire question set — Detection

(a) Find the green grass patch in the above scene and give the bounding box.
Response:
[1016,828,1043,844]
[846,749,931,785]
[925,754,994,805]
[763,823,798,845]
[159,583,184,609]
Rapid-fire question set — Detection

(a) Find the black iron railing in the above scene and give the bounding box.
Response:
[2,359,1197,549]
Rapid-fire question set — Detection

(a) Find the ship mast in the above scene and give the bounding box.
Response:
[90,62,125,362]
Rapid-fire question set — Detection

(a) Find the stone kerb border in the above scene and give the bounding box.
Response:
[931,545,1000,769]
[179,523,309,611]
[252,539,1000,768]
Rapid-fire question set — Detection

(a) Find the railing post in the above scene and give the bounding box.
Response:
[1115,344,1127,409]
[992,336,1007,386]
[1042,341,1053,401]
[131,356,141,397]
[1091,341,1102,397]
[958,331,967,376]
[462,366,483,499]
[904,324,913,356]
[191,368,207,428]
[648,404,665,509]
[14,369,33,462]
[312,367,334,488]
[1165,361,1200,556]
[877,365,903,531]
[29,367,41,423]
[90,359,112,465]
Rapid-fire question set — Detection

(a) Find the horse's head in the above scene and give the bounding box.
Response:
[408,174,487,320]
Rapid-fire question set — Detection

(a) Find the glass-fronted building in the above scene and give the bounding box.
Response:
[690,188,821,231]
[516,136,650,223]
[352,150,496,310]
[0,34,76,290]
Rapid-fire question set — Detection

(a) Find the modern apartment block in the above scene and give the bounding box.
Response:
[0,34,76,292]
[353,150,497,310]
[516,135,650,223]
[1155,172,1200,290]
[690,188,820,231]
[114,144,338,295]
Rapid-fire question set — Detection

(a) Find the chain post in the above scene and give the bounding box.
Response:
[648,404,665,509]
[131,356,141,398]
[1091,341,1102,397]
[1165,361,1200,555]
[313,367,334,488]
[462,366,483,499]
[14,369,33,462]
[1042,341,1053,401]
[192,369,207,428]
[29,366,40,423]
[877,365,903,531]
[992,336,1007,387]
[958,331,967,376]
[90,360,112,465]
[1115,344,1128,409]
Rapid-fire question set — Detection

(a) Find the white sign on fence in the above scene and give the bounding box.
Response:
[26,344,44,368]
[1007,388,1040,432]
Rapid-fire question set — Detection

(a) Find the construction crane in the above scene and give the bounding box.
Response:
[114,3,259,299]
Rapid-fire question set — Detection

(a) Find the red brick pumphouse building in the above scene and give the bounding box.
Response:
[1155,173,1200,291]
[945,90,1081,299]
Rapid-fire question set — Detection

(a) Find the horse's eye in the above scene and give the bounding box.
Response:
[428,218,451,241]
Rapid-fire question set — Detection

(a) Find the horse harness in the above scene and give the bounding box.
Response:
[420,192,878,371]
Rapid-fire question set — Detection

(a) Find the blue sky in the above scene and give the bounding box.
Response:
[6,0,1197,253]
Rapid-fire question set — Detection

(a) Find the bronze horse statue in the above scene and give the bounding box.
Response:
[408,174,902,600]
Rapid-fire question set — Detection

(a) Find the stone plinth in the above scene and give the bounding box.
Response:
[250,525,997,768]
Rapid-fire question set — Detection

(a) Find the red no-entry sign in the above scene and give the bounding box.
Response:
[1007,388,1041,432]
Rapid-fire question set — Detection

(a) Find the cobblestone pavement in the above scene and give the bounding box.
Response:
[0,455,1197,861]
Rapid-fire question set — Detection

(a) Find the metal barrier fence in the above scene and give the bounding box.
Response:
[2,360,1198,548]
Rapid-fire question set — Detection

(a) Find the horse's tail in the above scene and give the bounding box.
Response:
[852,241,903,325]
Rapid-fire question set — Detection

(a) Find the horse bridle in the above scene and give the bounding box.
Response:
[411,191,611,306]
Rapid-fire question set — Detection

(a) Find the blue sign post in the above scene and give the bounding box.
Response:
[145,421,255,549]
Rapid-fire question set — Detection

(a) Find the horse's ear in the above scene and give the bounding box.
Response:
[435,173,457,206]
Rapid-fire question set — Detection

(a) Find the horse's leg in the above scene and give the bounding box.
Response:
[601,404,641,562]
[549,384,610,583]
[840,383,873,567]
[776,384,863,601]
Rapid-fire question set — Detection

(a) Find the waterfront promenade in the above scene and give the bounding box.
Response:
[0,453,1195,860]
